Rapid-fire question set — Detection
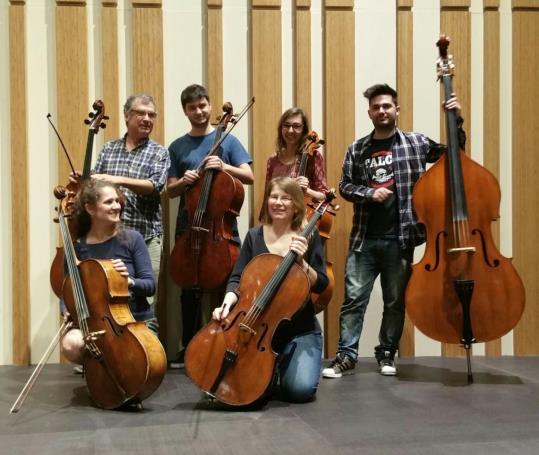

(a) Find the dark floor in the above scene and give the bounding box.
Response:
[1,356,538,455]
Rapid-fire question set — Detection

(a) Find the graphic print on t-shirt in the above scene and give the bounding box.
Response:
[365,150,395,189]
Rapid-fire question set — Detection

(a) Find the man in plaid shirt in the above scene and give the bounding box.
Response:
[323,84,464,378]
[91,94,170,335]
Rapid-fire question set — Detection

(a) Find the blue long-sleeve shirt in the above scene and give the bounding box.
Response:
[62,229,155,322]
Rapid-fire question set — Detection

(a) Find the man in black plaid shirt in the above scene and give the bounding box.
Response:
[90,94,170,335]
[323,84,464,378]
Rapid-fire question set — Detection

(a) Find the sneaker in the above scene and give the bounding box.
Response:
[322,354,356,378]
[169,349,185,369]
[378,354,397,376]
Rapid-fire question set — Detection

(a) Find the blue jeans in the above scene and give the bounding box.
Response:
[337,239,413,362]
[277,322,323,402]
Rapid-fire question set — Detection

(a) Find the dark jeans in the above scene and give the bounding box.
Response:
[337,238,413,362]
[181,288,203,348]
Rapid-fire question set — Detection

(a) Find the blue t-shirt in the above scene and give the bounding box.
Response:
[62,229,155,322]
[168,130,252,235]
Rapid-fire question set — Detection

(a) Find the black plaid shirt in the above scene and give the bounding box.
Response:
[93,135,170,240]
[340,129,450,252]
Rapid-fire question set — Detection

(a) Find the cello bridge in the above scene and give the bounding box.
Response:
[239,323,256,335]
[192,226,210,233]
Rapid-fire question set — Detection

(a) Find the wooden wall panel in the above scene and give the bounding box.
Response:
[132,0,167,345]
[101,1,120,140]
[483,0,501,357]
[10,0,29,366]
[132,1,164,144]
[207,0,223,110]
[323,0,354,357]
[397,0,415,358]
[294,0,311,116]
[251,0,282,222]
[440,0,471,358]
[512,2,539,355]
[55,1,89,190]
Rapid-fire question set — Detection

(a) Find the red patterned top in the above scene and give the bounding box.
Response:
[264,148,328,194]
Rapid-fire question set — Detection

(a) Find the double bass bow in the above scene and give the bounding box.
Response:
[405,35,525,382]
[297,132,338,313]
[184,191,335,406]
[169,98,255,291]
[50,101,108,297]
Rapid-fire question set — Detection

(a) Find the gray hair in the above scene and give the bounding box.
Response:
[123,94,156,115]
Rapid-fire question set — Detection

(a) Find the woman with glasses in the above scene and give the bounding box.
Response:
[263,108,328,204]
[212,177,328,403]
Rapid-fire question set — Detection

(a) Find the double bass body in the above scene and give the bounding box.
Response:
[406,151,525,344]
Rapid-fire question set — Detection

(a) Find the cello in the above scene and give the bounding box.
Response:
[56,185,167,409]
[184,192,335,406]
[50,101,108,297]
[169,99,254,290]
[297,131,337,313]
[405,35,525,381]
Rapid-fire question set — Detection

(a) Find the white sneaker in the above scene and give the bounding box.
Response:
[379,358,397,376]
[322,354,356,378]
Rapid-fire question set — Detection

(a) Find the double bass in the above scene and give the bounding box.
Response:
[297,131,337,313]
[185,192,335,406]
[49,101,108,297]
[169,99,254,290]
[56,187,166,409]
[405,35,525,381]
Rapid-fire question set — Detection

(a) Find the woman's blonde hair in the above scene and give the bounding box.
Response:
[260,176,306,231]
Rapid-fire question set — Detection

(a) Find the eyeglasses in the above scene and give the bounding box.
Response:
[282,122,303,132]
[269,194,293,203]
[131,109,158,120]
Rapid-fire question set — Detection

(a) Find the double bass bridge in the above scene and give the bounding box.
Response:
[447,246,476,254]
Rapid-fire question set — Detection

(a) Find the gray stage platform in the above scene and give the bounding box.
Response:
[1,356,538,454]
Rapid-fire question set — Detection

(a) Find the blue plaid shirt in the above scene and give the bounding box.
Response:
[340,129,448,252]
[93,135,170,240]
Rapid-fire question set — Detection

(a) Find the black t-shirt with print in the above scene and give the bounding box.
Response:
[363,135,398,238]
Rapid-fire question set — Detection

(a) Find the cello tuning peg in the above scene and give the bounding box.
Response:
[84,119,91,125]
[104,115,110,120]
[100,123,107,129]
[88,112,95,118]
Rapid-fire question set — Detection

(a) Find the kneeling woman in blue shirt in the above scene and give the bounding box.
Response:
[60,179,156,364]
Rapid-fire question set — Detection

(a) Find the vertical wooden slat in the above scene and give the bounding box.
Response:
[56,0,89,189]
[207,0,223,110]
[132,0,167,347]
[251,0,282,222]
[397,0,415,358]
[483,0,502,357]
[440,0,471,358]
[101,0,120,140]
[323,0,354,358]
[512,0,539,355]
[294,0,311,116]
[10,0,29,366]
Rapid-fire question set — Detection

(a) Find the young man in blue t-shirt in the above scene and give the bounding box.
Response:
[167,84,253,367]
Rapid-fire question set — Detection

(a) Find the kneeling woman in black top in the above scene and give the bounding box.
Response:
[213,176,328,402]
